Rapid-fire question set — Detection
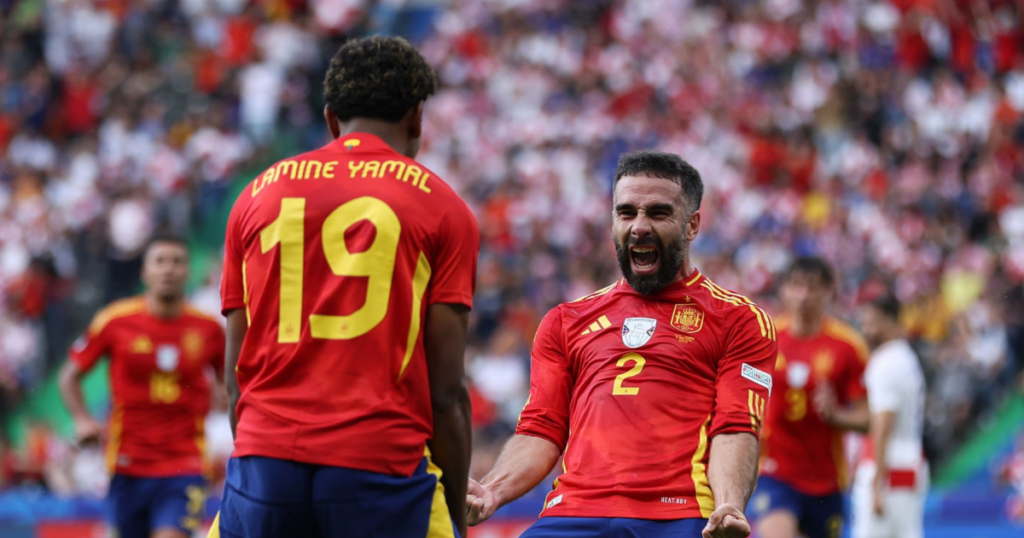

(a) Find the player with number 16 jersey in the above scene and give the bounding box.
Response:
[216,37,479,538]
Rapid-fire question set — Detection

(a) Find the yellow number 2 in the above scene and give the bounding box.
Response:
[612,353,646,395]
[258,197,416,347]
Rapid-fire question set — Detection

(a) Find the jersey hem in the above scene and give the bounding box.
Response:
[540,506,709,520]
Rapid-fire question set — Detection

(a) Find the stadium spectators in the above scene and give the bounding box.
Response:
[0,0,1021,494]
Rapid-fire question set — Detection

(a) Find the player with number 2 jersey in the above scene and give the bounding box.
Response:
[215,37,479,538]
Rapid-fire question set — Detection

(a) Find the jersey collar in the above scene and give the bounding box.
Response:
[327,132,391,153]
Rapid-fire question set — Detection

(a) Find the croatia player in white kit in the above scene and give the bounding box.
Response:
[853,294,927,538]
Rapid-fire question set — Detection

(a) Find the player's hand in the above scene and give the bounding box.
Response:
[812,383,837,424]
[702,503,751,538]
[73,416,103,446]
[466,478,498,526]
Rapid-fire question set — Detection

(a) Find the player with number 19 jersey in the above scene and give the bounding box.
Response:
[220,132,479,477]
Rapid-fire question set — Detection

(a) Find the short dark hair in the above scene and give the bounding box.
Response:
[869,293,901,321]
[323,36,438,123]
[785,256,836,287]
[143,234,188,257]
[613,151,704,214]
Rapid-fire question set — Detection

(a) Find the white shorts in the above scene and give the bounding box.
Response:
[851,461,927,538]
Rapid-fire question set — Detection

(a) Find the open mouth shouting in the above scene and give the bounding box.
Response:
[629,245,661,275]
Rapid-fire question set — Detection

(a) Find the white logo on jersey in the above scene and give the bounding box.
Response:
[622,318,657,348]
[546,494,563,509]
[742,363,773,395]
[787,362,810,389]
[156,345,180,372]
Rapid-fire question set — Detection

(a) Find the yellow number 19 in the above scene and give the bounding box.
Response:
[258,197,419,348]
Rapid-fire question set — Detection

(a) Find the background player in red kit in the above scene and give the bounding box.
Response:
[213,37,479,538]
[752,258,871,538]
[59,237,226,538]
[466,151,777,538]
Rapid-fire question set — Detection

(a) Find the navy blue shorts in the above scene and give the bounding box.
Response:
[520,516,709,538]
[108,473,206,538]
[216,455,459,538]
[750,476,844,538]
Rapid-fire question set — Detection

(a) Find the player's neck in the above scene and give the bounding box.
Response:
[789,314,823,337]
[145,293,183,319]
[672,259,696,284]
[338,120,409,156]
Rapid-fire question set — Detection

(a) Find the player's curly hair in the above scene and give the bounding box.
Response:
[323,36,438,123]
[614,150,704,215]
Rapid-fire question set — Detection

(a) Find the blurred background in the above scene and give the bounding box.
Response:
[0,0,1022,536]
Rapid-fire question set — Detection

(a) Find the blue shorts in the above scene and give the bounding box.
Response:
[216,455,459,538]
[108,473,207,538]
[520,516,709,538]
[750,476,844,538]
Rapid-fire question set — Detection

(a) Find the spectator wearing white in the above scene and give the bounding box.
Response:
[853,294,927,538]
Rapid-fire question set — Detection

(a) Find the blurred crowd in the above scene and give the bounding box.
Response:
[0,0,1022,500]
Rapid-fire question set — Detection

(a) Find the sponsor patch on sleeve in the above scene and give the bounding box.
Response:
[741,363,773,395]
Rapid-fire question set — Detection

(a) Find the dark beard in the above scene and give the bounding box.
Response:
[614,232,686,296]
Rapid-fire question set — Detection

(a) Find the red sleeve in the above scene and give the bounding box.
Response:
[426,200,479,308]
[514,308,571,450]
[221,198,246,315]
[68,317,112,373]
[709,307,778,439]
[840,342,868,403]
[207,322,226,380]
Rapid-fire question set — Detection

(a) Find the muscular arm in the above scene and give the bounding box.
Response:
[708,432,759,510]
[471,434,562,520]
[424,303,473,538]
[224,309,248,439]
[702,432,759,538]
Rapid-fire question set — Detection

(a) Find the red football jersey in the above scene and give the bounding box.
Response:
[759,317,869,495]
[69,297,225,477]
[516,271,778,520]
[221,133,479,476]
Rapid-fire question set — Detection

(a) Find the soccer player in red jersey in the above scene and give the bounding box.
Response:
[213,37,479,538]
[751,257,871,538]
[466,151,778,538]
[59,236,226,538]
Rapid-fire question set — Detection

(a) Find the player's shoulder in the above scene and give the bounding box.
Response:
[822,317,870,363]
[568,280,621,305]
[181,304,224,331]
[88,296,147,334]
[696,276,776,339]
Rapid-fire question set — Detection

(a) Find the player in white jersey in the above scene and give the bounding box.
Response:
[852,294,927,538]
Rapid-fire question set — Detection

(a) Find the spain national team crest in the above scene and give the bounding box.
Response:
[670,303,704,333]
[156,345,180,372]
[622,318,657,348]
